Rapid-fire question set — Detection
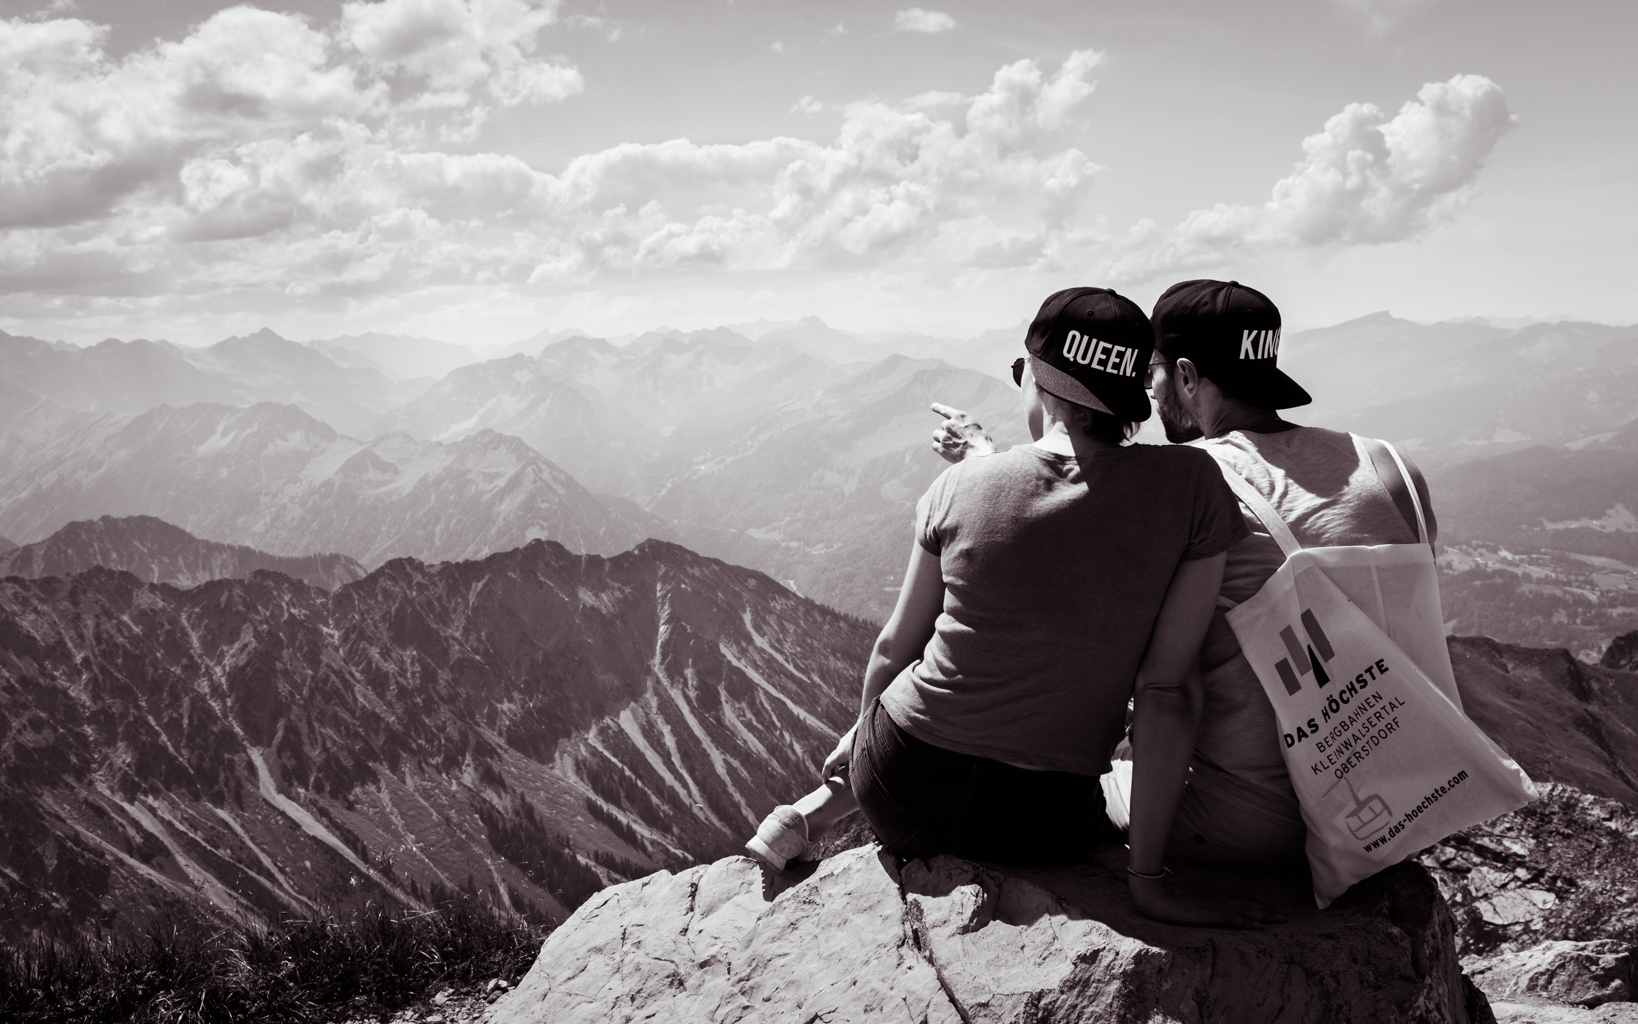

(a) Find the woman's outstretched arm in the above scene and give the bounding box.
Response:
[1128,551,1283,928]
[821,541,944,777]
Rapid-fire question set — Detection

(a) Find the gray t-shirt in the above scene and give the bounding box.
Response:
[1187,427,1427,836]
[880,442,1247,776]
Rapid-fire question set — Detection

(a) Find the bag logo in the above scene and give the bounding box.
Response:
[1329,774,1392,840]
[1061,330,1139,377]
[1240,329,1281,360]
[1274,608,1335,696]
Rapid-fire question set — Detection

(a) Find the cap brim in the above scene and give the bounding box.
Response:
[1226,367,1312,410]
[1029,355,1152,422]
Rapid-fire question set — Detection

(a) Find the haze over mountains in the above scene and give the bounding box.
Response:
[2,311,1635,632]
[0,327,430,437]
[0,403,654,567]
[369,330,1029,617]
[1283,314,1638,469]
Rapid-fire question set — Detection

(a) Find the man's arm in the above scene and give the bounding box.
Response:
[1408,460,1438,546]
[1364,439,1438,546]
[822,541,945,777]
[1127,551,1283,928]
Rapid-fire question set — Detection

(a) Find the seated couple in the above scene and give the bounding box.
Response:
[745,280,1436,928]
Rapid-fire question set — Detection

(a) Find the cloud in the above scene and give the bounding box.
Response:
[0,26,1105,301]
[0,2,582,237]
[341,0,580,118]
[1112,74,1514,279]
[893,8,956,34]
[791,95,823,114]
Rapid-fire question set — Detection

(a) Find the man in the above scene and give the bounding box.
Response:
[934,279,1436,869]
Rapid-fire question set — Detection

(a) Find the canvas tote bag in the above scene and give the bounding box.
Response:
[1209,441,1536,907]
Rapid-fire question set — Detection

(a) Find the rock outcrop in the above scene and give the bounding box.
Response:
[1419,785,1638,959]
[1469,940,1633,1009]
[1445,638,1638,807]
[1603,631,1638,674]
[492,843,1483,1024]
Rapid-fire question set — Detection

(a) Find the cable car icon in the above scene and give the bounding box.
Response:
[1328,774,1391,839]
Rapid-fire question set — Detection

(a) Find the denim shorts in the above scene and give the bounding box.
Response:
[850,697,1109,865]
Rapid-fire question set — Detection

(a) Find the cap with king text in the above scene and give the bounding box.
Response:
[1151,279,1311,410]
[1024,287,1154,422]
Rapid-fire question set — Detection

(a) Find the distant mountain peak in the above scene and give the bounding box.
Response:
[211,326,292,348]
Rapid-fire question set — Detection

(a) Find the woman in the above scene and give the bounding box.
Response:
[746,287,1276,926]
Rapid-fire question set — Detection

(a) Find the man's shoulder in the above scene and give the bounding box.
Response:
[1195,425,1358,467]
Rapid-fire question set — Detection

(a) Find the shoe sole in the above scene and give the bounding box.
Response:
[744,835,788,872]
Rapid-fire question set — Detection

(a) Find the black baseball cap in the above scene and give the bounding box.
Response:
[1024,287,1153,422]
[1151,280,1311,409]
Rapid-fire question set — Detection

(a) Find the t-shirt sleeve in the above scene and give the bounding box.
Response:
[1182,452,1251,560]
[916,464,959,555]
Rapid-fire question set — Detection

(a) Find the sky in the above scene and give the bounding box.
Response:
[0,0,1634,346]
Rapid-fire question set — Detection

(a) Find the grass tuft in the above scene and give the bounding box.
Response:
[0,891,546,1024]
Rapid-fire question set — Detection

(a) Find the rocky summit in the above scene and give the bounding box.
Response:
[491,842,1482,1024]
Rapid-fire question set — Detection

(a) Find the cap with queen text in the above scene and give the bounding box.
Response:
[1024,287,1154,422]
[1151,279,1312,410]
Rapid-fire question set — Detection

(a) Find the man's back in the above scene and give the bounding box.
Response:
[1175,425,1429,864]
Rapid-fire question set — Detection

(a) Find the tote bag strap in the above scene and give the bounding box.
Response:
[1204,447,1302,559]
[1380,440,1431,548]
[1358,434,1430,547]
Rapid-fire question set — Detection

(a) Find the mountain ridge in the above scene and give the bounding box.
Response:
[0,539,873,939]
[0,401,655,565]
[0,515,365,590]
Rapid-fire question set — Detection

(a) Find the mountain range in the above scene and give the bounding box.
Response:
[304,333,482,383]
[0,516,365,590]
[5,312,1637,632]
[0,327,428,437]
[1281,313,1638,469]
[0,402,656,566]
[366,331,1029,618]
[4,526,1637,949]
[0,541,873,938]
[1436,419,1638,565]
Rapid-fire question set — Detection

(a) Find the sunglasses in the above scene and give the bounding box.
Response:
[1011,357,1025,387]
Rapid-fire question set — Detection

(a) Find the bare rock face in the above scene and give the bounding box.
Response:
[1419,785,1638,960]
[1469,940,1634,1009]
[492,843,1481,1024]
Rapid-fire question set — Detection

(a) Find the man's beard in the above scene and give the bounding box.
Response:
[1155,381,1204,444]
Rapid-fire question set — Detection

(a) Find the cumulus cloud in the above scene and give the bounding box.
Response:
[0,21,1106,301]
[341,0,580,127]
[893,8,956,34]
[0,1,578,236]
[1112,74,1514,279]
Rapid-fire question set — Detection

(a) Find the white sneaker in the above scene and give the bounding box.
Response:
[744,805,809,871]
